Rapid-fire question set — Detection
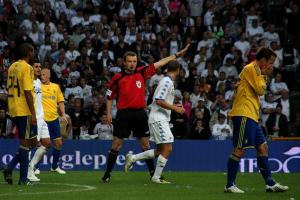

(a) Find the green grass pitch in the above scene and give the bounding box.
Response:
[0,171,299,200]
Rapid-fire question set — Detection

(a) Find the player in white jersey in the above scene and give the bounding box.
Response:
[124,60,185,184]
[27,60,51,182]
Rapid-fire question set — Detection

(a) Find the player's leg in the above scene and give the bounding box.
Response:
[149,121,173,184]
[51,138,65,174]
[133,110,155,177]
[102,110,130,183]
[255,128,288,192]
[4,116,36,185]
[225,147,244,193]
[102,136,124,182]
[124,137,156,173]
[47,119,65,174]
[151,143,172,184]
[225,117,248,193]
[28,120,51,181]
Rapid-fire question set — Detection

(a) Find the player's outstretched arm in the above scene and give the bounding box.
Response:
[153,43,190,69]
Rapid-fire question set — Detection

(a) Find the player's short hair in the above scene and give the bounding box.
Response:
[30,58,40,65]
[166,60,180,72]
[123,51,137,61]
[18,43,34,59]
[256,47,277,60]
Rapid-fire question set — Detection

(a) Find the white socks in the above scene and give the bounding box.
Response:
[152,155,168,180]
[29,146,48,168]
[132,149,155,162]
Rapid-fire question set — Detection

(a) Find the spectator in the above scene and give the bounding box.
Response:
[93,113,113,140]
[276,90,291,122]
[65,77,83,100]
[0,108,13,138]
[69,98,87,139]
[260,93,277,126]
[266,104,289,137]
[270,72,289,100]
[190,119,211,140]
[211,113,232,140]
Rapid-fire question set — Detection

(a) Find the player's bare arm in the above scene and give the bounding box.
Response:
[153,43,190,69]
[58,101,68,124]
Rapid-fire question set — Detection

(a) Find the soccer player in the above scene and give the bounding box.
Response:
[124,61,185,183]
[27,60,51,182]
[40,68,68,174]
[102,44,190,183]
[224,48,288,193]
[3,43,37,185]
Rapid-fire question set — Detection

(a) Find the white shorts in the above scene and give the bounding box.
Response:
[149,121,174,144]
[37,119,50,141]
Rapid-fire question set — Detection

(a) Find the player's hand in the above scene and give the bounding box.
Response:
[61,114,68,124]
[176,43,190,57]
[107,113,113,125]
[174,106,185,115]
[31,115,37,125]
[261,65,273,76]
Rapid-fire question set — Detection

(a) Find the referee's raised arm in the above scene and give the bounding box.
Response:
[153,43,190,69]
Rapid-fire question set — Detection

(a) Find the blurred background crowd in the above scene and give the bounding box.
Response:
[0,0,299,140]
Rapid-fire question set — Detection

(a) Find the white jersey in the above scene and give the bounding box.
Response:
[149,76,174,123]
[34,79,44,120]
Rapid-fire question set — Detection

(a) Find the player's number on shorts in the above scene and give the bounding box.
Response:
[7,75,21,97]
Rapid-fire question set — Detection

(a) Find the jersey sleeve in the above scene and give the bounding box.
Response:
[106,73,122,100]
[243,66,266,96]
[56,85,65,103]
[139,64,157,80]
[23,65,34,91]
[154,78,172,100]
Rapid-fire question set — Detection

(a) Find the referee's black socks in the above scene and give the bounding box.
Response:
[105,149,119,174]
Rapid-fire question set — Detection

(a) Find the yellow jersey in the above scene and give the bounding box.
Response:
[7,60,34,117]
[229,61,267,122]
[42,82,64,121]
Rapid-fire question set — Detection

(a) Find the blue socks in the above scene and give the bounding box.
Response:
[8,151,20,170]
[19,146,29,182]
[52,148,61,169]
[226,154,240,188]
[257,156,275,186]
[8,147,29,182]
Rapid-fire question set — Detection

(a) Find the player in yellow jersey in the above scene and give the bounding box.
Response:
[3,43,37,185]
[40,68,68,174]
[224,48,288,193]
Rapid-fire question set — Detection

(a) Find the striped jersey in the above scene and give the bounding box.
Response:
[149,76,174,123]
[34,78,44,120]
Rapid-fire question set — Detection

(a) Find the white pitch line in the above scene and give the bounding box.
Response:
[0,182,96,196]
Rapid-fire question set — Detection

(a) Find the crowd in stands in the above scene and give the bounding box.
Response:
[0,0,299,140]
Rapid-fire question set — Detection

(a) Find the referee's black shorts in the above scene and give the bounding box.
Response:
[113,109,149,139]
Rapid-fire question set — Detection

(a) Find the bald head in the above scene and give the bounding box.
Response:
[41,68,51,84]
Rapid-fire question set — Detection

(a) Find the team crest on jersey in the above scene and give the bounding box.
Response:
[136,81,142,88]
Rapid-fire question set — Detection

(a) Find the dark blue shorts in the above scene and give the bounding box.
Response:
[232,116,266,149]
[13,116,37,139]
[46,118,61,140]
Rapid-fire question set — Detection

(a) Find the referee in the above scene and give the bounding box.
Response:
[102,44,190,183]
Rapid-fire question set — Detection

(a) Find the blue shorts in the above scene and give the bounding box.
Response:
[46,118,61,140]
[13,116,37,140]
[232,116,266,149]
